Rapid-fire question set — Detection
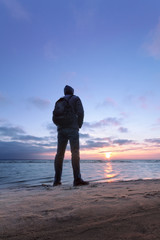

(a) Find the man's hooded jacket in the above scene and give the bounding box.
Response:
[57,85,84,130]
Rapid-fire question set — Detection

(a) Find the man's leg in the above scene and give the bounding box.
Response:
[54,129,68,185]
[69,129,89,186]
[69,129,81,181]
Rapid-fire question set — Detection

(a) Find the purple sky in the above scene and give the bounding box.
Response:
[1,0,160,159]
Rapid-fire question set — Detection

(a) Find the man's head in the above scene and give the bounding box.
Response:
[64,85,74,95]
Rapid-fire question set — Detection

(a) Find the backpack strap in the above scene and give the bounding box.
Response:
[65,95,76,114]
[64,95,73,102]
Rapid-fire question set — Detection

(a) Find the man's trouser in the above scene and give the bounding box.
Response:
[54,128,81,183]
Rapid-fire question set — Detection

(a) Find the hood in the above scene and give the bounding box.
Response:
[64,85,74,95]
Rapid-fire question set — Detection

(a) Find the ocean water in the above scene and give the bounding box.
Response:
[0,159,160,189]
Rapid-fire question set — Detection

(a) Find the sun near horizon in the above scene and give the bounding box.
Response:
[105,152,112,159]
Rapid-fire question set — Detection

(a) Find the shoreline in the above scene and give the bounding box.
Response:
[1,177,160,191]
[1,179,160,240]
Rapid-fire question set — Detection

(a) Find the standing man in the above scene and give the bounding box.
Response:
[53,85,89,186]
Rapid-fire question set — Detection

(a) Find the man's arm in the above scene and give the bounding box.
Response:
[75,97,84,128]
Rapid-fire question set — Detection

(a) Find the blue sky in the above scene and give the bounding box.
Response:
[1,0,160,160]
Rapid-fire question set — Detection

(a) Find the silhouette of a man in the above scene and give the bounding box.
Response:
[53,85,89,186]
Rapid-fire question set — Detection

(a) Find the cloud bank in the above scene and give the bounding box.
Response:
[0,124,56,159]
[0,120,153,160]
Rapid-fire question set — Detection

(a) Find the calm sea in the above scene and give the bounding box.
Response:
[0,159,160,189]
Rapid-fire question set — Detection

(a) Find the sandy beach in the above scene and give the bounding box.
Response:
[0,179,160,240]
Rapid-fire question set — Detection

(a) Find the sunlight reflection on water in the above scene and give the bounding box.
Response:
[104,160,119,182]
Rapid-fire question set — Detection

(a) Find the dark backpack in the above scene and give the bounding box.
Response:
[52,96,76,127]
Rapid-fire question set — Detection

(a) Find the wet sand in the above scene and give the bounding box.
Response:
[0,179,160,240]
